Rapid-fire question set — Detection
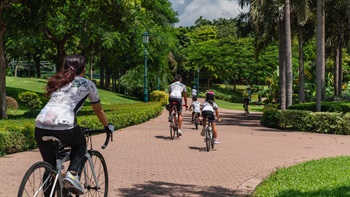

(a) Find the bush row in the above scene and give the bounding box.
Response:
[261,106,350,135]
[288,102,350,113]
[0,102,163,156]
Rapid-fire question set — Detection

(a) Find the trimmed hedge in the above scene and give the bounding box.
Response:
[288,102,350,113]
[0,102,163,156]
[261,106,350,135]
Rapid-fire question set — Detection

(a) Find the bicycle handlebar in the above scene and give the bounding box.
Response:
[82,128,112,149]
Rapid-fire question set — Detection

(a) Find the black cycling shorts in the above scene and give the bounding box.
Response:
[169,97,183,113]
[202,111,215,122]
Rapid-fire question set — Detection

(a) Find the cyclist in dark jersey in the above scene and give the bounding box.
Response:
[168,74,188,136]
[35,54,114,195]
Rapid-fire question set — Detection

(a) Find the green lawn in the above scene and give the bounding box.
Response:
[6,76,139,106]
[253,156,350,197]
[216,99,263,112]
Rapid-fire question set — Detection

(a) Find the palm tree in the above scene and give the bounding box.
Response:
[285,0,293,107]
[316,0,325,112]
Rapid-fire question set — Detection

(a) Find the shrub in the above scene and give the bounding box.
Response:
[288,102,350,113]
[18,91,42,110]
[277,110,312,130]
[260,105,279,128]
[149,90,168,105]
[6,96,18,111]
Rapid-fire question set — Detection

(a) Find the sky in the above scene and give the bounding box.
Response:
[169,0,247,27]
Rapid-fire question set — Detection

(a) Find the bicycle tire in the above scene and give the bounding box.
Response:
[78,150,108,197]
[171,113,178,140]
[211,129,215,149]
[18,161,61,197]
[205,128,211,152]
[194,115,198,130]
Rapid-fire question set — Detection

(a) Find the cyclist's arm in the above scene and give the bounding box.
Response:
[215,108,220,122]
[183,92,188,107]
[91,102,109,127]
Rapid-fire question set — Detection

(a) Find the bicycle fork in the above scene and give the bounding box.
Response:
[83,151,100,190]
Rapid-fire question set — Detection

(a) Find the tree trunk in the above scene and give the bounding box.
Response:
[278,19,286,110]
[316,0,325,111]
[285,0,293,108]
[99,58,105,89]
[0,5,7,119]
[338,42,343,95]
[334,46,339,96]
[298,26,305,103]
[56,42,66,72]
[105,68,110,90]
[34,56,41,78]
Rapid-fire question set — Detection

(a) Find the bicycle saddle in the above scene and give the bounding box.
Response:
[42,136,60,142]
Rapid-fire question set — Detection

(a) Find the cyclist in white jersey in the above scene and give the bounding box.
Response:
[34,54,114,195]
[201,91,221,144]
[189,96,201,122]
[168,74,188,136]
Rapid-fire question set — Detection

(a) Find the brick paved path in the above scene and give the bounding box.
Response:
[1,107,350,196]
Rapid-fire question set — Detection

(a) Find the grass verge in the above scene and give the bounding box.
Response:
[253,156,350,197]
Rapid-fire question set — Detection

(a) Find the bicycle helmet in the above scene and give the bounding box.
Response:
[246,85,251,90]
[193,86,196,89]
[205,91,215,101]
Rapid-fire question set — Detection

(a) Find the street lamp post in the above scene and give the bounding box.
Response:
[142,31,149,102]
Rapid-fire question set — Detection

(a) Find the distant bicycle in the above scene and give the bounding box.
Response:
[243,98,250,115]
[194,112,200,130]
[18,127,113,197]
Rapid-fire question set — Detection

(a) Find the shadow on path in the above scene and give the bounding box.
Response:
[117,181,242,196]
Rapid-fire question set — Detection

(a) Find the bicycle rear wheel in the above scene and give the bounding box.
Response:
[194,115,199,130]
[205,128,211,152]
[170,113,177,140]
[78,150,108,197]
[18,161,60,197]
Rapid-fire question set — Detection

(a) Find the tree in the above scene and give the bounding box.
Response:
[0,0,27,119]
[316,0,325,111]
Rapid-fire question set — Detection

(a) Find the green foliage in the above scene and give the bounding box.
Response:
[288,102,350,113]
[262,106,350,134]
[149,90,168,105]
[0,102,163,156]
[18,91,42,110]
[260,105,279,128]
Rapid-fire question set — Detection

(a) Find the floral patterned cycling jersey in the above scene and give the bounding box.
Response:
[35,76,100,130]
[169,81,187,99]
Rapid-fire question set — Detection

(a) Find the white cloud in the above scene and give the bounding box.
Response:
[170,0,247,27]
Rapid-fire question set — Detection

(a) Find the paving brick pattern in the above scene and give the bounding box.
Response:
[1,107,350,196]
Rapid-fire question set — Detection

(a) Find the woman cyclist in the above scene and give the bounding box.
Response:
[34,54,114,195]
[201,91,221,144]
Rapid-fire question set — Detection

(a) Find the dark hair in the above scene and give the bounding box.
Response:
[205,92,215,102]
[174,74,182,81]
[192,96,197,101]
[46,54,86,95]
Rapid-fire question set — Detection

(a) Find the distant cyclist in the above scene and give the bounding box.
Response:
[168,74,188,136]
[189,96,201,123]
[242,85,252,114]
[201,91,221,144]
[191,86,197,100]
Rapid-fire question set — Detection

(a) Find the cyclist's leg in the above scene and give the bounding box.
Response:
[176,98,183,129]
[207,112,217,138]
[168,97,175,121]
[60,126,86,173]
[35,127,58,167]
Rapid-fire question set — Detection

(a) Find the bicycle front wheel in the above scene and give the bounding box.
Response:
[18,161,60,197]
[78,150,108,197]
